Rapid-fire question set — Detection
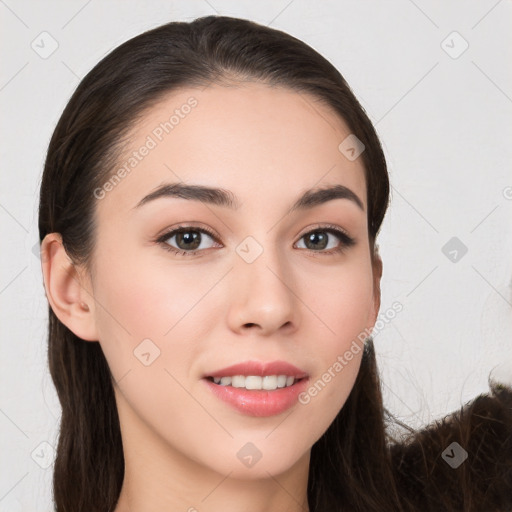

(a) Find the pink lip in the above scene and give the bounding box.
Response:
[203,377,309,417]
[204,360,308,379]
[202,360,309,417]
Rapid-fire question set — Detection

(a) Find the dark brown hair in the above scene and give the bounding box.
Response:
[38,15,512,512]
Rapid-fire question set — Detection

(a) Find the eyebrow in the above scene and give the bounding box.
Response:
[132,182,364,213]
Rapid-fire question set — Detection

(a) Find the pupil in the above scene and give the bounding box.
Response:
[307,232,327,250]
[177,231,200,250]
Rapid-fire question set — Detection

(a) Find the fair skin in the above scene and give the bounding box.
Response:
[41,82,382,512]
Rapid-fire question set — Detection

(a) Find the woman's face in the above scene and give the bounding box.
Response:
[60,83,381,480]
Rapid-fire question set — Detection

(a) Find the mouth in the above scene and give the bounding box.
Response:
[202,375,309,417]
[201,360,310,417]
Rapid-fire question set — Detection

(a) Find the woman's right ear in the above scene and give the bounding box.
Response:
[40,233,99,342]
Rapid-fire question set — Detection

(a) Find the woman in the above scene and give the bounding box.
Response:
[38,15,512,512]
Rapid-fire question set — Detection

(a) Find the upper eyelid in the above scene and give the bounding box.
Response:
[158,224,219,242]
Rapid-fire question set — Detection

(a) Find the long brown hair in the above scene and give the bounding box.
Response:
[38,15,512,512]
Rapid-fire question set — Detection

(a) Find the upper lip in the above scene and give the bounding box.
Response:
[204,360,308,379]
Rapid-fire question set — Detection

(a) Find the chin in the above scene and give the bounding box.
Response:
[198,437,310,480]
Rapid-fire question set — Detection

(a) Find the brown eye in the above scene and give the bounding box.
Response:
[172,229,203,251]
[303,231,329,250]
[296,226,355,255]
[157,226,219,256]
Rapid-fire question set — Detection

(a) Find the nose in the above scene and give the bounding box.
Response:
[226,243,300,337]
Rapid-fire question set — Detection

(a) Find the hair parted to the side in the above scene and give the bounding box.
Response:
[38,15,512,512]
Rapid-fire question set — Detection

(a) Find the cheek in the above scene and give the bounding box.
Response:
[90,254,217,435]
[91,247,225,380]
[293,256,374,432]
[304,253,375,353]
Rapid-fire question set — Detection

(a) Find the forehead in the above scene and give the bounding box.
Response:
[98,82,367,217]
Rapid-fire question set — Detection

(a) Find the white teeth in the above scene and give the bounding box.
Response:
[232,375,245,388]
[262,375,277,390]
[245,376,262,390]
[210,374,298,390]
[276,375,287,388]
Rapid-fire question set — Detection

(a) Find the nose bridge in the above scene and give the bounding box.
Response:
[228,231,298,333]
[235,231,288,286]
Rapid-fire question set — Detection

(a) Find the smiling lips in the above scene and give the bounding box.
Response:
[203,360,310,417]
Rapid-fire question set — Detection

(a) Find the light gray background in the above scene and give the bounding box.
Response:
[1,1,511,510]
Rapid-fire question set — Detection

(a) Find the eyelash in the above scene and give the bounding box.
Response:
[155,223,356,257]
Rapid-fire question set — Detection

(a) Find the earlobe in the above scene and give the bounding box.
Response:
[40,233,98,342]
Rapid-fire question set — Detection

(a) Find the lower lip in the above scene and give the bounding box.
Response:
[203,377,309,417]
